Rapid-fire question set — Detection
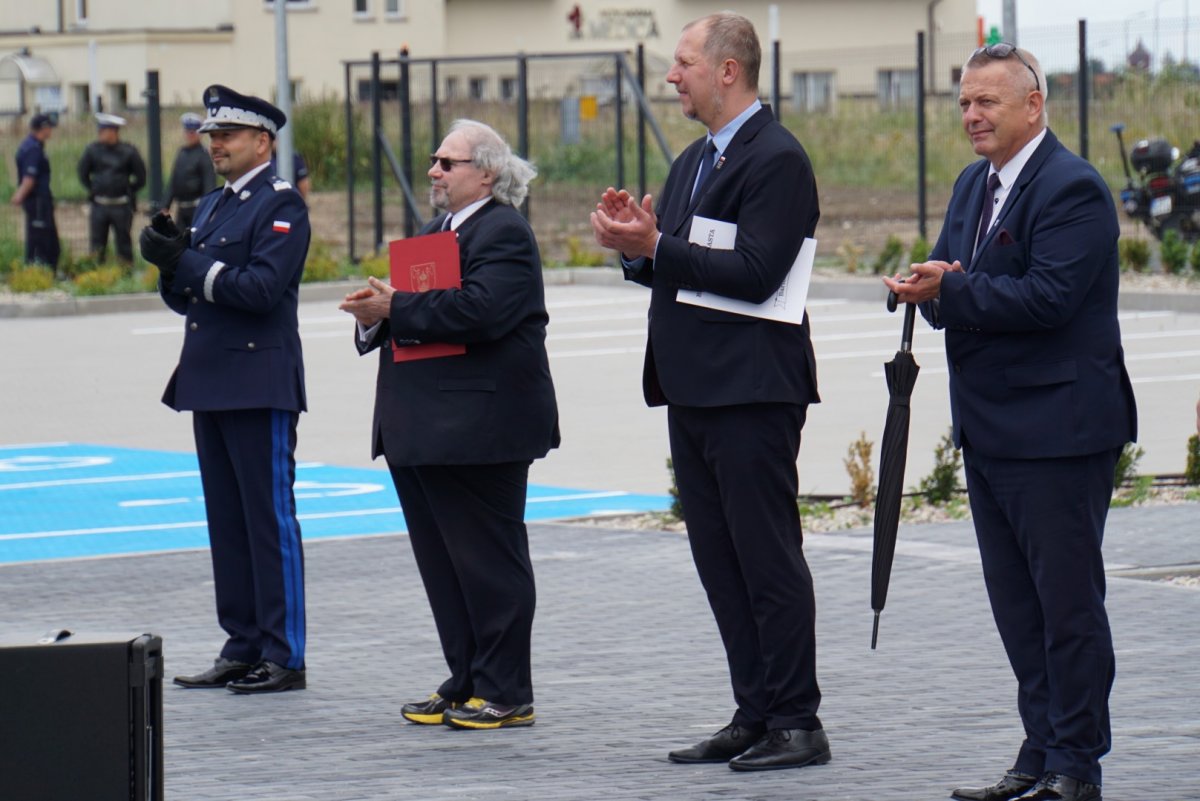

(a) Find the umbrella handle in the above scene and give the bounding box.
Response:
[886,289,899,313]
[871,611,880,650]
[901,301,917,353]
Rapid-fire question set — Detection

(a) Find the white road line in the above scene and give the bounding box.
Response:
[0,462,326,492]
[0,442,71,451]
[549,346,646,358]
[0,491,640,541]
[1131,373,1200,384]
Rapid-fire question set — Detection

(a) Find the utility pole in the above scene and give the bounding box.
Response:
[1003,0,1018,44]
[274,0,295,184]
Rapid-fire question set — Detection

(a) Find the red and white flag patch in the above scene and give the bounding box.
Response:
[272,220,291,233]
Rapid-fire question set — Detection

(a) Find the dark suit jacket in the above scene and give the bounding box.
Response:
[625,105,820,408]
[358,200,560,466]
[161,167,310,413]
[926,129,1137,459]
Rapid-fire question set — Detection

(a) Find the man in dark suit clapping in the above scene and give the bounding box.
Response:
[340,119,559,731]
[885,45,1137,801]
[590,12,828,772]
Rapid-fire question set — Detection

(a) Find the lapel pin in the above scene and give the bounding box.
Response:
[714,156,726,171]
[239,190,251,200]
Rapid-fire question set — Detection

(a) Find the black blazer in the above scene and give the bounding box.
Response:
[625,106,820,408]
[358,200,560,466]
[926,129,1137,459]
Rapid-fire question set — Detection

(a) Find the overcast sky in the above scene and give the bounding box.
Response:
[976,0,1188,29]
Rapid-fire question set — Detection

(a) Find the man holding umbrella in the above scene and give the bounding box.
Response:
[885,45,1136,801]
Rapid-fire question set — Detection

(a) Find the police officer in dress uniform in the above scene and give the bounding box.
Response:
[163,112,217,231]
[140,85,311,695]
[77,113,146,264]
[9,113,60,270]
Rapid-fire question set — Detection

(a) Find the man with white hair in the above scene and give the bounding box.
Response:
[341,119,560,730]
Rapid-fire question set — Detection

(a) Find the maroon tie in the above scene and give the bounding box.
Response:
[976,172,1002,245]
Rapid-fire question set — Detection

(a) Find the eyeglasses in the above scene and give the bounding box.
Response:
[429,155,474,171]
[976,43,1040,93]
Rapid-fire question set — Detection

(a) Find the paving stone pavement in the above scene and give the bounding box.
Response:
[0,504,1196,801]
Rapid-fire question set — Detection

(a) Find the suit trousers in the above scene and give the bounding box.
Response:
[387,460,536,706]
[962,444,1121,786]
[667,402,821,731]
[88,203,134,263]
[193,408,306,670]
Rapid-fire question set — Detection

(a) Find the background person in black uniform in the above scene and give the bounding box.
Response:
[9,113,60,270]
[339,119,559,730]
[270,144,310,202]
[140,85,311,695]
[590,12,828,772]
[77,113,146,264]
[163,112,216,231]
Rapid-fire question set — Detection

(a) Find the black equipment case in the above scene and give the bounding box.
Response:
[0,631,164,801]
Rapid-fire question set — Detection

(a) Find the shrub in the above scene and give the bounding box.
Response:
[666,457,683,520]
[837,240,864,273]
[1118,237,1150,273]
[1186,434,1200,486]
[565,236,609,267]
[872,234,905,276]
[7,265,56,293]
[1113,442,1144,487]
[1190,241,1200,275]
[908,235,930,265]
[302,238,344,283]
[1160,228,1188,275]
[843,431,875,508]
[354,252,391,280]
[916,429,962,504]
[73,266,126,296]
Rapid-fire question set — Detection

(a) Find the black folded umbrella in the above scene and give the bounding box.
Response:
[870,291,921,649]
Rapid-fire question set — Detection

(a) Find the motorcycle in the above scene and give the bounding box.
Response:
[1110,123,1200,242]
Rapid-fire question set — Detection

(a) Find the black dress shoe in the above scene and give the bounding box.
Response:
[1014,773,1101,801]
[226,660,306,694]
[952,770,1040,801]
[668,723,766,764]
[173,658,252,688]
[728,727,831,772]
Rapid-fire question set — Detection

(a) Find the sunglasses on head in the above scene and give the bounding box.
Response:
[429,155,473,171]
[976,42,1040,93]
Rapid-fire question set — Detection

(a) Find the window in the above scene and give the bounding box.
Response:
[876,69,916,109]
[469,77,486,100]
[74,0,88,26]
[791,71,835,113]
[354,0,369,14]
[356,79,399,101]
[106,83,128,111]
[445,76,459,99]
[499,77,517,101]
[384,0,403,17]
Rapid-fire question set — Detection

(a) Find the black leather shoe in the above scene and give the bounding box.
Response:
[226,660,306,694]
[1013,773,1101,801]
[668,723,766,764]
[173,658,252,688]
[728,727,831,771]
[401,693,461,725]
[952,770,1040,801]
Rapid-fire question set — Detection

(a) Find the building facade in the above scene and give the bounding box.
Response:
[0,0,977,116]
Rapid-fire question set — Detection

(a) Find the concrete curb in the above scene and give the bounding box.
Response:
[2,267,1198,317]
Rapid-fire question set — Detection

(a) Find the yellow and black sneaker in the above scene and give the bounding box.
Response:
[400,693,460,725]
[443,697,535,730]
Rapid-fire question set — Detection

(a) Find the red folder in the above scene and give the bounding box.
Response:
[388,230,467,363]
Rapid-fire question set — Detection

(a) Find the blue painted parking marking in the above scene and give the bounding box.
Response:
[0,443,671,565]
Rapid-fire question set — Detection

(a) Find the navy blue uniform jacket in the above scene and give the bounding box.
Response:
[160,169,310,412]
[358,200,560,466]
[625,106,820,409]
[927,129,1136,458]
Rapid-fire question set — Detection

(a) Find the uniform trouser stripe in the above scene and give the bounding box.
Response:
[271,410,306,669]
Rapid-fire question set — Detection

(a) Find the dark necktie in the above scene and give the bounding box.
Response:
[208,187,234,224]
[976,172,1002,247]
[690,139,718,203]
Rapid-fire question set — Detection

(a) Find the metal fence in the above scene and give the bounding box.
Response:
[2,16,1198,270]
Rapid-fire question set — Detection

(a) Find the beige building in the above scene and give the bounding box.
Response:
[1,1,977,116]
